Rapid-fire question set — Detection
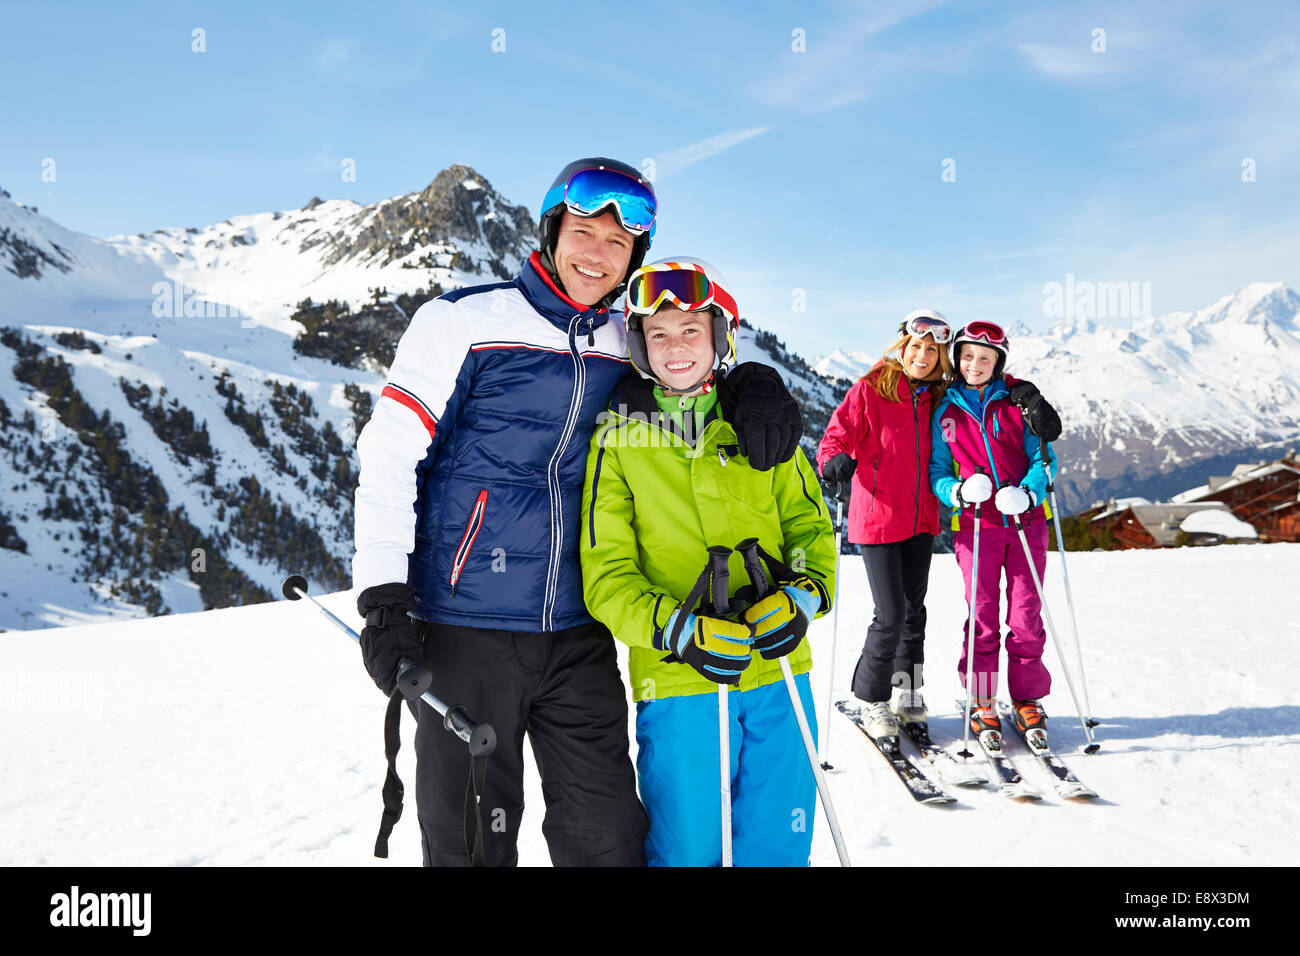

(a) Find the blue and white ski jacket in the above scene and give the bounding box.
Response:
[353,252,631,632]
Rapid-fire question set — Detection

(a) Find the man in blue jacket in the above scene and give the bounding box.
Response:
[352,157,803,866]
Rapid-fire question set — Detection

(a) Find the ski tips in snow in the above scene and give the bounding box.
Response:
[995,701,1099,800]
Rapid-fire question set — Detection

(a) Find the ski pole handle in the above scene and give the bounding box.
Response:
[444,704,498,757]
[707,546,733,616]
[281,575,496,756]
[396,658,433,701]
[735,537,772,600]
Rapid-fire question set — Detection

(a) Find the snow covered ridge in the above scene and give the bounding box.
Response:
[811,283,1300,510]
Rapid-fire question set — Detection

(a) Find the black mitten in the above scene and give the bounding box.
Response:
[718,362,803,471]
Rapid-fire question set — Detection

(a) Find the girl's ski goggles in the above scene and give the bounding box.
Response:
[901,312,953,343]
[543,166,657,236]
[626,264,738,319]
[961,320,1007,346]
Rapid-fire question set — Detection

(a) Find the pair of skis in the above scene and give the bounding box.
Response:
[836,700,983,805]
[837,699,1097,803]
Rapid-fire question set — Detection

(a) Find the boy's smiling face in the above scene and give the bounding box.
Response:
[643,306,715,393]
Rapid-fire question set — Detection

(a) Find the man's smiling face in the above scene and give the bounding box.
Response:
[551,209,635,306]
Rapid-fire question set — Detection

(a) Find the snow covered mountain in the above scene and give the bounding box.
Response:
[4,163,1298,630]
[813,285,1300,509]
[0,167,534,629]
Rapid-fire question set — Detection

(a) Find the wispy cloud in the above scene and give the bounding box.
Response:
[984,245,1067,262]
[749,0,951,112]
[654,127,772,179]
[314,39,352,71]
[1017,41,1110,78]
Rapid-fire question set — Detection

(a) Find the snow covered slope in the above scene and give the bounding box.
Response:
[3,543,1296,866]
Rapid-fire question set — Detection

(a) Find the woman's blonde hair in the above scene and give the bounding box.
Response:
[861,333,953,403]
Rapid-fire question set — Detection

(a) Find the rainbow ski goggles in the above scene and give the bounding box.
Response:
[625,262,738,319]
[542,166,657,237]
[900,310,953,344]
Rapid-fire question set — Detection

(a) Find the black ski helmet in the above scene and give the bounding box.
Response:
[538,157,657,306]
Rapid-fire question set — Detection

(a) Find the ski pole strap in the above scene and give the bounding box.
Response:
[465,752,489,867]
[662,561,713,652]
[374,690,406,859]
[1039,436,1054,493]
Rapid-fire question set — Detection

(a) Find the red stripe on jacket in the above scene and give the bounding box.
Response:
[381,384,437,440]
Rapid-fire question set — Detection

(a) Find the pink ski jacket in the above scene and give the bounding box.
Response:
[817,370,942,546]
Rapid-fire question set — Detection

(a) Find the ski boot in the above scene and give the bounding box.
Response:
[968,698,1001,746]
[1012,699,1047,732]
[1013,699,1048,752]
[862,701,901,743]
[890,687,928,726]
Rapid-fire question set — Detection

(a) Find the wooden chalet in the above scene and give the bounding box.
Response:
[1182,455,1300,543]
[1106,503,1238,550]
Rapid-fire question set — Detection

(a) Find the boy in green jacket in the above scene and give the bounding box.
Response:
[581,258,836,866]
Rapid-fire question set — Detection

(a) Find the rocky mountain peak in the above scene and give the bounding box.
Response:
[321,164,535,271]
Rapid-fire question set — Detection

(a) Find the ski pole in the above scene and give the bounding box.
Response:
[958,498,982,760]
[819,483,846,771]
[281,575,496,757]
[704,546,736,868]
[736,539,852,868]
[1008,517,1099,753]
[1039,437,1098,729]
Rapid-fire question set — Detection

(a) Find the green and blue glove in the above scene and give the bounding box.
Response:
[740,577,824,660]
[662,607,755,684]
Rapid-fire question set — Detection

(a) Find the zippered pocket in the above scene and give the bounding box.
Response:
[449,489,488,595]
[869,459,880,515]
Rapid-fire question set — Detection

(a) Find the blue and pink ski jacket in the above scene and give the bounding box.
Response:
[928,377,1057,532]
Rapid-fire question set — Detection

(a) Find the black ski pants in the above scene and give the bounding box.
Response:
[851,533,933,703]
[411,619,648,867]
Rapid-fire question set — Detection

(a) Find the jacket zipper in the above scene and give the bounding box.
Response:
[869,458,879,515]
[542,314,586,630]
[912,389,921,537]
[957,389,1005,529]
[449,489,489,596]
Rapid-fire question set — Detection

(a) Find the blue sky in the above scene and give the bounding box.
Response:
[3,0,1298,359]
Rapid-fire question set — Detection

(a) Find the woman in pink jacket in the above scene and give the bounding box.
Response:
[816,310,953,739]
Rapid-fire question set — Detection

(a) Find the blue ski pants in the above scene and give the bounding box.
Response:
[635,672,817,867]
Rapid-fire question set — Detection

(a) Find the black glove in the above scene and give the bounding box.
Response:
[821,452,857,484]
[357,582,427,697]
[717,362,802,471]
[1008,380,1062,442]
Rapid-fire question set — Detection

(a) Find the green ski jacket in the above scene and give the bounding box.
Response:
[581,375,836,702]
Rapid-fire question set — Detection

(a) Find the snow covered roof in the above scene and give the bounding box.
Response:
[1170,484,1209,504]
[1123,503,1230,546]
[1179,508,1258,540]
[1178,457,1300,502]
[1089,496,1152,521]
